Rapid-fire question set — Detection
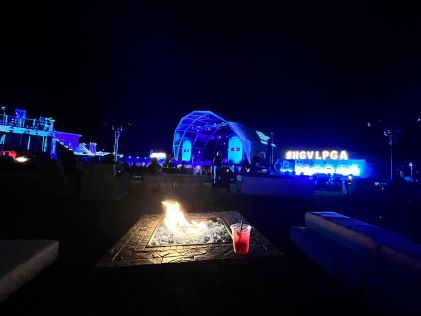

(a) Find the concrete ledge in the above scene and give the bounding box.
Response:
[294,212,421,315]
[304,212,412,257]
[291,226,372,287]
[379,243,421,281]
[0,240,59,303]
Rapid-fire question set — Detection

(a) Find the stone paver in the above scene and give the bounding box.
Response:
[96,211,281,267]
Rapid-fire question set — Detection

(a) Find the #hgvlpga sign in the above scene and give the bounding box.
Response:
[285,150,348,160]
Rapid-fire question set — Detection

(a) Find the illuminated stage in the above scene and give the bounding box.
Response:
[173,110,277,165]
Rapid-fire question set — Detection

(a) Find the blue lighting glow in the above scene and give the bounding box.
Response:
[256,131,275,147]
[293,159,364,176]
[256,131,269,145]
[181,139,192,161]
[228,136,243,164]
[174,132,182,143]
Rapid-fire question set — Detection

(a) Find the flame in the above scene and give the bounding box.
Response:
[162,201,207,235]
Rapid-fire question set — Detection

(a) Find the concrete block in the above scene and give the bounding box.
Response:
[0,239,59,303]
[304,212,412,257]
[291,226,372,287]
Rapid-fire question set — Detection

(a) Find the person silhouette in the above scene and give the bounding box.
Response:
[148,157,162,174]
[250,155,261,173]
[163,154,175,168]
[212,151,223,186]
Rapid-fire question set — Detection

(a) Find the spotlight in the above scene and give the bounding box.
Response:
[15,156,29,163]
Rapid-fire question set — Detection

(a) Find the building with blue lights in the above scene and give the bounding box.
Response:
[0,107,104,159]
[1,108,71,159]
[173,110,278,165]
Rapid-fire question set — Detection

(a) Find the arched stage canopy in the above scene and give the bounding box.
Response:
[173,110,277,164]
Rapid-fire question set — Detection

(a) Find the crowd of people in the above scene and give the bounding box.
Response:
[2,146,420,198]
[125,155,213,178]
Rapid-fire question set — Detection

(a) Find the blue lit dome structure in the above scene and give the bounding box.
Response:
[173,110,277,164]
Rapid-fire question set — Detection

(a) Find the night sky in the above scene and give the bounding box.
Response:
[1,2,420,159]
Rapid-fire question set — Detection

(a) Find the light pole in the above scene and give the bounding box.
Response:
[409,161,413,177]
[1,105,6,125]
[368,120,400,184]
[112,124,122,163]
[383,128,399,183]
[104,121,132,163]
[270,132,274,166]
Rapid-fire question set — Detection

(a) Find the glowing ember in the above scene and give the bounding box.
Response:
[148,201,231,246]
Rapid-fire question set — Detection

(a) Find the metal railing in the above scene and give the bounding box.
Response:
[0,114,55,131]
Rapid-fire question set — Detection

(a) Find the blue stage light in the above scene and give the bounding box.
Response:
[228,136,242,164]
[182,139,192,161]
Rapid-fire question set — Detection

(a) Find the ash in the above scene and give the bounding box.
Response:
[149,218,231,246]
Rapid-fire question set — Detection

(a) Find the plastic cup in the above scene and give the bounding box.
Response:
[230,223,252,255]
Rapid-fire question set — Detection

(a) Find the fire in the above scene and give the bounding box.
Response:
[162,201,207,236]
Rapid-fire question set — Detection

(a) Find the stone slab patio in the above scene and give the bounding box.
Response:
[96,211,281,267]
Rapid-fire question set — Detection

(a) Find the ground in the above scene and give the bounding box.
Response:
[0,181,392,315]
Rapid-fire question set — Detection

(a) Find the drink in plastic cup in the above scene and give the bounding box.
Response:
[230,223,252,255]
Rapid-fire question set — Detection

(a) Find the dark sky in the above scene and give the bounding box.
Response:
[1,2,420,159]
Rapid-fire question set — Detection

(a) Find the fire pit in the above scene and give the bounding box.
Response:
[148,201,232,247]
[96,202,281,267]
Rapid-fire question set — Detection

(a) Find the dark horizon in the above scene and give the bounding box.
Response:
[1,2,420,159]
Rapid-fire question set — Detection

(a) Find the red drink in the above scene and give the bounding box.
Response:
[231,223,251,255]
